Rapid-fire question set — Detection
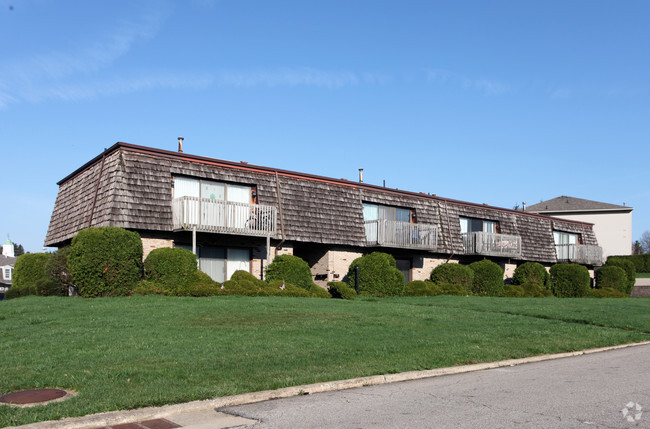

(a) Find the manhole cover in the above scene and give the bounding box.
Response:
[0,389,75,407]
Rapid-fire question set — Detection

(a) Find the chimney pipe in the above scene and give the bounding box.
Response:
[359,168,364,183]
[522,201,526,211]
[178,137,184,153]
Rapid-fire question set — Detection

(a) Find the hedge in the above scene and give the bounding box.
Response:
[327,281,357,299]
[12,253,51,293]
[549,263,591,298]
[45,247,73,296]
[607,254,650,273]
[604,257,636,294]
[404,280,440,296]
[468,259,504,296]
[144,247,198,290]
[430,263,473,290]
[512,262,550,289]
[265,255,314,290]
[347,252,405,296]
[68,227,143,297]
[595,266,628,294]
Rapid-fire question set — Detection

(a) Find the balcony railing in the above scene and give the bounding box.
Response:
[172,196,277,237]
[555,244,603,265]
[462,231,522,258]
[364,220,438,250]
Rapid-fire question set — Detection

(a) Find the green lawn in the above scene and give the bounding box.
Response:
[637,273,650,278]
[1,295,649,426]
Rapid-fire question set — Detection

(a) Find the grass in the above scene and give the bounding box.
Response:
[1,295,649,426]
[636,272,650,278]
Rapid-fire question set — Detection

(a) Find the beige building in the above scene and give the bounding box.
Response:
[527,196,633,262]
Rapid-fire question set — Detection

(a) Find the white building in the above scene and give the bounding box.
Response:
[527,196,633,262]
[1,238,17,296]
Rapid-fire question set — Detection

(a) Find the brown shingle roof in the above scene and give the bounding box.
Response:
[527,196,633,213]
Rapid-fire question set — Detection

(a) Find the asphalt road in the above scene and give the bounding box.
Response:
[221,344,650,429]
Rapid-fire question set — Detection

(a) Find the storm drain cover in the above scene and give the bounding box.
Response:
[0,388,75,407]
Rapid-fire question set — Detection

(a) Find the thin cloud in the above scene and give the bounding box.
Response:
[427,69,512,96]
[214,68,361,89]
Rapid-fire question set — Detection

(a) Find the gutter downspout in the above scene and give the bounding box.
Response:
[274,170,286,250]
[87,149,108,228]
[444,200,455,263]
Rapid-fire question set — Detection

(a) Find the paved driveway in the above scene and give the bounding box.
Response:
[222,344,650,428]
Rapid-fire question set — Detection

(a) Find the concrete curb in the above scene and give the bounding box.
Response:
[11,340,650,429]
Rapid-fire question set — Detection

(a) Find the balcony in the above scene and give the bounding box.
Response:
[364,220,438,250]
[172,196,277,237]
[462,231,522,258]
[555,244,603,265]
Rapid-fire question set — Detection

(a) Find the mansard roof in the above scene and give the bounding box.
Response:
[45,142,598,263]
[527,196,633,213]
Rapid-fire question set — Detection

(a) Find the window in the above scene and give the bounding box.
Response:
[459,217,498,234]
[173,176,255,229]
[363,203,414,243]
[176,245,250,283]
[3,268,10,280]
[554,231,581,260]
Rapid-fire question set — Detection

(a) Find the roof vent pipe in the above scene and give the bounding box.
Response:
[522,201,526,211]
[359,168,363,183]
[178,137,184,153]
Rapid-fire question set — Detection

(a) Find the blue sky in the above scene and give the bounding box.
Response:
[1,0,648,253]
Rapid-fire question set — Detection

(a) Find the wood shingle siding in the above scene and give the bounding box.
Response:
[45,143,601,267]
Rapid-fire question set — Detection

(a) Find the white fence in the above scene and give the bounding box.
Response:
[555,244,603,265]
[173,196,277,236]
[462,231,522,258]
[365,220,438,250]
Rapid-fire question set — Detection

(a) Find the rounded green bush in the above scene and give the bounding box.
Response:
[596,266,628,293]
[520,282,552,297]
[68,227,143,297]
[144,247,198,289]
[265,255,314,290]
[437,283,470,296]
[549,263,591,298]
[45,247,73,296]
[512,262,550,288]
[591,287,628,298]
[346,252,405,297]
[13,253,51,294]
[132,280,166,296]
[405,280,441,296]
[264,280,312,297]
[308,284,332,298]
[502,284,525,297]
[604,257,636,294]
[430,263,473,290]
[327,281,357,299]
[468,259,504,296]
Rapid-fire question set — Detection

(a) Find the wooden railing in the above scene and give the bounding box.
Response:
[364,220,437,250]
[172,197,277,236]
[462,231,522,258]
[555,244,602,265]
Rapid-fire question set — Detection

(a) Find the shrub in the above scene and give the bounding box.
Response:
[605,257,636,294]
[429,263,473,290]
[404,280,441,296]
[263,280,313,297]
[346,252,405,297]
[468,259,504,296]
[549,263,591,298]
[13,253,51,294]
[327,281,357,300]
[596,266,628,294]
[35,278,66,296]
[520,282,553,298]
[68,227,143,297]
[502,284,525,297]
[231,270,265,287]
[437,283,470,296]
[512,262,550,288]
[45,247,73,296]
[144,247,198,289]
[5,285,36,299]
[308,284,332,298]
[132,280,166,296]
[591,287,628,298]
[265,255,314,290]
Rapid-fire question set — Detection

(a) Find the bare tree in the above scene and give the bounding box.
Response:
[632,240,643,255]
[640,231,650,254]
